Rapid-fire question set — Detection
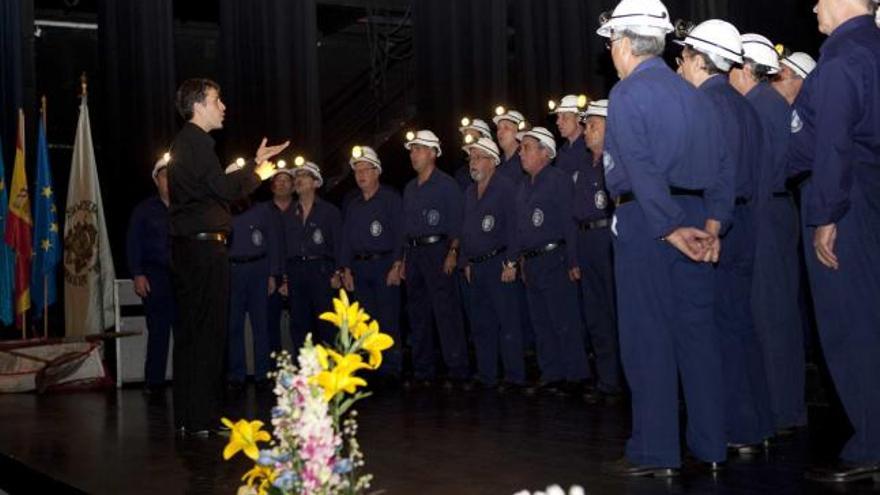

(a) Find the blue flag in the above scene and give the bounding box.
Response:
[31,117,61,314]
[0,138,14,325]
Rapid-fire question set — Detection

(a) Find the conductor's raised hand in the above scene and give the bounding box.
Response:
[255,137,290,164]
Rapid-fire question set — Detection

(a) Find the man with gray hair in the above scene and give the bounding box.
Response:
[731,33,808,440]
[596,0,729,477]
[676,19,774,457]
[515,127,589,396]
[773,51,817,105]
[460,137,526,390]
[788,0,880,483]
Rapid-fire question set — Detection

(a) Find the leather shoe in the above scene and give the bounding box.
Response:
[727,442,763,455]
[805,461,880,483]
[584,388,624,406]
[601,457,679,478]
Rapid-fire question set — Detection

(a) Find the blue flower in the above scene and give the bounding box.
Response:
[279,373,293,388]
[333,458,354,474]
[271,407,285,418]
[273,471,298,490]
[257,450,275,466]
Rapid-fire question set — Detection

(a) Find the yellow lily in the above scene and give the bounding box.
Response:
[319,289,370,331]
[241,464,277,495]
[351,320,371,340]
[315,344,330,370]
[362,326,394,369]
[327,349,370,373]
[221,418,272,461]
[312,351,370,401]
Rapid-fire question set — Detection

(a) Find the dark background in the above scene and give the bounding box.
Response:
[0,0,824,335]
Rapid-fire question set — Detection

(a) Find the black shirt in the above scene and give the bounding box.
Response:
[168,122,260,236]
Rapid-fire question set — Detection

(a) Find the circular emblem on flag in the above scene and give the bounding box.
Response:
[251,228,264,247]
[312,228,324,245]
[370,220,383,237]
[427,209,441,226]
[481,215,495,232]
[531,208,544,227]
[594,190,608,210]
[791,110,803,134]
[572,170,580,184]
[63,200,99,288]
[603,151,615,172]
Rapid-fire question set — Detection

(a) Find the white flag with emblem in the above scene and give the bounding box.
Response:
[63,95,116,336]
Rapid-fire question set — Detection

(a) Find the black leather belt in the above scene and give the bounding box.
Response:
[229,253,266,264]
[772,191,792,198]
[289,255,333,262]
[407,234,447,247]
[614,187,705,207]
[522,240,565,259]
[190,232,227,243]
[735,196,750,206]
[184,232,229,243]
[578,218,610,231]
[468,247,506,264]
[354,251,392,261]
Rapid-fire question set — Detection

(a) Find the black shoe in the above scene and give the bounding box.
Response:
[404,378,433,391]
[727,442,763,455]
[601,457,679,478]
[497,382,527,394]
[142,383,165,395]
[458,379,477,392]
[805,462,880,483]
[466,380,493,392]
[583,387,624,405]
[684,455,726,474]
[440,378,474,392]
[774,426,801,438]
[562,380,590,396]
[536,380,566,396]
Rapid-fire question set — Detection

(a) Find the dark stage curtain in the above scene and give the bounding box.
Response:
[219,0,322,165]
[98,0,177,275]
[1,0,35,165]
[412,0,508,171]
[507,0,619,124]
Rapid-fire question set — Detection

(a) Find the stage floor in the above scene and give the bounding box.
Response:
[0,383,876,494]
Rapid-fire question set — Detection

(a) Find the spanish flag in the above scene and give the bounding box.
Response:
[4,109,33,325]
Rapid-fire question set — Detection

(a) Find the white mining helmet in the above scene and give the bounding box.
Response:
[674,19,743,72]
[596,0,675,38]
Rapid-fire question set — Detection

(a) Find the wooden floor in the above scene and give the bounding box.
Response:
[0,382,877,495]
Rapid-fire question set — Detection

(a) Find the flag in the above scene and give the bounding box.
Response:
[63,95,116,336]
[32,113,61,314]
[4,109,33,327]
[0,137,15,326]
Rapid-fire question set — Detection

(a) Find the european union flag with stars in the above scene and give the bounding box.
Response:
[31,116,60,313]
[0,138,14,325]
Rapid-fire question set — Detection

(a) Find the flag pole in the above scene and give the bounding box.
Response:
[18,109,26,341]
[41,96,49,340]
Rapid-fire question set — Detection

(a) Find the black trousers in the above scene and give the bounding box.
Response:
[171,237,229,431]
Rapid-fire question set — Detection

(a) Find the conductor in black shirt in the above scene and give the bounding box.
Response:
[168,78,288,435]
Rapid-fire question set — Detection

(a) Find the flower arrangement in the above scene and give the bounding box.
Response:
[222,289,394,495]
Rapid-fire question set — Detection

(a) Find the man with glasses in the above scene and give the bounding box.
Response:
[676,19,774,457]
[460,137,526,391]
[596,0,728,477]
